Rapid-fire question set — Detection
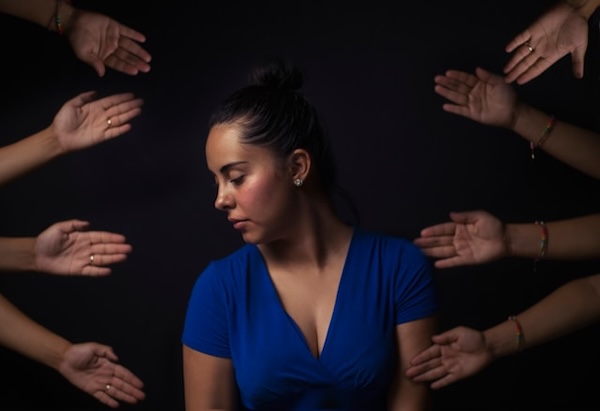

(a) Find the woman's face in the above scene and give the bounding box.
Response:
[205,123,296,244]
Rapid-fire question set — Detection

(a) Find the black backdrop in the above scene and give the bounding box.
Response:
[1,0,600,410]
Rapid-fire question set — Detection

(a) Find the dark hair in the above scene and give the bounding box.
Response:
[209,59,337,193]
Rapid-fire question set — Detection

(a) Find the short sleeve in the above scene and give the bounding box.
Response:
[394,242,438,324]
[181,263,231,358]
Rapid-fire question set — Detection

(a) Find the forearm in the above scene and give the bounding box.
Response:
[505,214,600,260]
[485,274,600,357]
[0,294,71,371]
[0,0,74,31]
[511,103,600,179]
[0,126,64,186]
[562,0,600,19]
[0,237,36,272]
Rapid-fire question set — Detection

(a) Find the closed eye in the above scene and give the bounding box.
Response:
[230,176,245,185]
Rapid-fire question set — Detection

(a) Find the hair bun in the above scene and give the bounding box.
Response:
[249,58,303,91]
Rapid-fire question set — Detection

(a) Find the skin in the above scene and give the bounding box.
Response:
[434,67,600,179]
[407,58,600,389]
[504,0,600,84]
[405,274,600,389]
[0,91,143,187]
[0,219,132,276]
[183,123,436,410]
[0,294,145,408]
[414,210,600,269]
[0,0,152,77]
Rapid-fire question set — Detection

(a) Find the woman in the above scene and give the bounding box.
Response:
[182,59,438,410]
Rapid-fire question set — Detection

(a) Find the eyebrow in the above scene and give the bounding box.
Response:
[219,161,248,174]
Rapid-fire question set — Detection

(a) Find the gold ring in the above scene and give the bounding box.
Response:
[525,43,534,53]
[107,118,112,127]
[105,383,112,391]
[89,254,95,265]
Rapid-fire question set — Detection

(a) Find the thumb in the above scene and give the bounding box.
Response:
[84,54,106,77]
[571,46,587,79]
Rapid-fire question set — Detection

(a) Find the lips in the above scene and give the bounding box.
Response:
[228,217,248,230]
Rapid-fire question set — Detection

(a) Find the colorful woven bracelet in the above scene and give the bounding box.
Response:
[53,0,73,36]
[530,115,556,159]
[508,315,525,352]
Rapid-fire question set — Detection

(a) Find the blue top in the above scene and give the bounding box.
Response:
[182,228,438,410]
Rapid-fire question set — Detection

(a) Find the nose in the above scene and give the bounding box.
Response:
[214,185,234,211]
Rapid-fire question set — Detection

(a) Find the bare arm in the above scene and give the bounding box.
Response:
[0,0,60,28]
[0,293,70,368]
[183,345,237,411]
[0,219,132,276]
[511,102,600,180]
[486,273,600,357]
[0,0,151,77]
[0,91,142,187]
[0,294,145,407]
[389,316,437,411]
[406,274,600,389]
[0,126,64,187]
[505,213,600,260]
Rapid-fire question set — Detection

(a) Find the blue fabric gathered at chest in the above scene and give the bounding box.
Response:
[182,229,438,410]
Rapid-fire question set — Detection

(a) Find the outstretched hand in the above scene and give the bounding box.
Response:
[405,326,493,389]
[413,210,507,269]
[66,9,152,77]
[58,342,145,408]
[34,219,132,276]
[503,1,589,84]
[52,91,143,153]
[434,67,518,128]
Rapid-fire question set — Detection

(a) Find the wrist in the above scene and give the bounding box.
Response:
[509,101,527,133]
[47,0,75,35]
[503,224,515,258]
[563,0,600,19]
[45,124,70,157]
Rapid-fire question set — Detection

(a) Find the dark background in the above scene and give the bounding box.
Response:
[1,0,600,410]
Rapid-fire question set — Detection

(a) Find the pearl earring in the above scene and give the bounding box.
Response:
[293,178,304,187]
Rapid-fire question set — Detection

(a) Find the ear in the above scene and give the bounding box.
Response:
[288,148,311,182]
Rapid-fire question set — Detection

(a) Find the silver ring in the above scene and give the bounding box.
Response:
[525,42,534,53]
[107,118,112,127]
[105,383,111,391]
[89,254,95,265]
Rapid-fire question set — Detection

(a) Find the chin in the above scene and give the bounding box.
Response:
[240,232,260,244]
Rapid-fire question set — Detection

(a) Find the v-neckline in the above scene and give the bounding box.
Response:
[260,228,356,360]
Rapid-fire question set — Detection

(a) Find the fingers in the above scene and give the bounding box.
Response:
[433,70,480,118]
[119,25,147,45]
[50,219,91,234]
[410,344,442,366]
[448,210,480,224]
[94,374,145,408]
[418,221,457,238]
[114,363,145,389]
[98,93,144,139]
[68,91,98,109]
[118,36,152,64]
[503,39,551,84]
[504,30,531,54]
[99,364,145,405]
[104,37,152,76]
[82,231,132,276]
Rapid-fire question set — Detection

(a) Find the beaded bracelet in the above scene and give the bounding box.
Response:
[50,0,73,36]
[530,115,556,159]
[508,315,525,352]
[533,220,548,272]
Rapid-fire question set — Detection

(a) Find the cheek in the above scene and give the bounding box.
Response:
[239,177,279,211]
